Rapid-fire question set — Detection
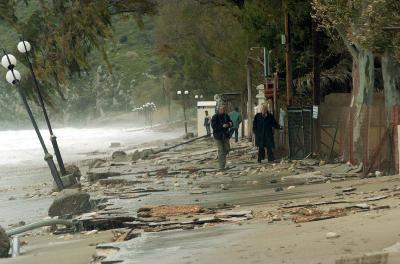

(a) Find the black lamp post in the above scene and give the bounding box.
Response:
[1,52,64,190]
[177,90,189,134]
[17,39,67,175]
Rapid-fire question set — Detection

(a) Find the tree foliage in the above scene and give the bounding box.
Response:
[0,0,157,93]
[155,0,248,96]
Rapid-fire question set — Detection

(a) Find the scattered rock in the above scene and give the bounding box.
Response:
[112,230,141,242]
[326,232,340,239]
[109,142,121,148]
[63,234,74,240]
[48,190,92,217]
[87,170,122,182]
[199,183,210,189]
[287,186,296,190]
[88,159,107,169]
[131,150,141,161]
[155,180,165,185]
[346,203,370,210]
[140,149,154,159]
[112,151,127,161]
[0,226,9,258]
[85,230,99,236]
[65,164,82,181]
[272,215,281,221]
[342,187,356,193]
[99,179,128,186]
[184,132,195,139]
[282,171,327,185]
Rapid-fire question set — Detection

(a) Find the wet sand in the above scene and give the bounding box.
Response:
[0,231,113,264]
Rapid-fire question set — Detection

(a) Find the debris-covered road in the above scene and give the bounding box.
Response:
[5,136,400,264]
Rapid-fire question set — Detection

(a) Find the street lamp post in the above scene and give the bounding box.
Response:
[144,103,148,126]
[177,90,189,135]
[248,46,276,114]
[2,52,64,190]
[17,39,67,175]
[141,102,156,128]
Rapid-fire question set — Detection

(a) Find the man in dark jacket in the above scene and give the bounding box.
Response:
[211,105,233,169]
[253,104,281,163]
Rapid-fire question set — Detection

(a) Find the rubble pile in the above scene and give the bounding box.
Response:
[0,226,9,258]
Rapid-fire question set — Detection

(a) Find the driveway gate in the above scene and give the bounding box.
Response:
[287,106,313,159]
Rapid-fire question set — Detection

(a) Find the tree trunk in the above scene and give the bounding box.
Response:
[382,53,400,126]
[351,49,374,163]
[247,61,253,141]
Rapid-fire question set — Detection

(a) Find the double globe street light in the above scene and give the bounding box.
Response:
[1,47,64,190]
[17,39,67,176]
[194,94,203,100]
[132,102,157,127]
[143,102,156,128]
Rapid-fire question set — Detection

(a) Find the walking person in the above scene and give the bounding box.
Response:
[253,104,281,163]
[229,107,242,143]
[211,105,233,170]
[204,110,211,136]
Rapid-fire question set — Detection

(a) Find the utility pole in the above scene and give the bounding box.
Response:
[162,76,171,122]
[241,88,245,139]
[312,22,321,106]
[312,20,321,154]
[284,3,293,106]
[246,60,253,141]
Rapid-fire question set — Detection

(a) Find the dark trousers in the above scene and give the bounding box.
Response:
[205,125,211,136]
[230,128,239,142]
[258,146,274,162]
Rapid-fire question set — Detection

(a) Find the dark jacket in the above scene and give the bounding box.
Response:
[211,113,232,140]
[253,112,280,148]
[204,115,211,126]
